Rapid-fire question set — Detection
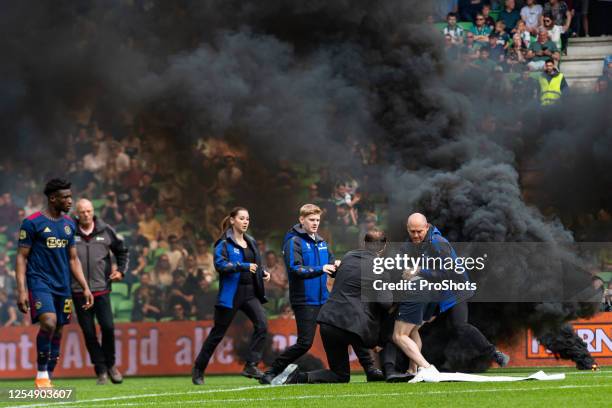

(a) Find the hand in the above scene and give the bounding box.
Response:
[83,290,94,310]
[110,271,123,282]
[322,264,336,275]
[402,266,420,280]
[263,271,271,282]
[249,263,258,273]
[17,290,29,313]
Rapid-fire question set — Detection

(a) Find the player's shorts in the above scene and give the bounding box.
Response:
[397,301,438,325]
[28,289,73,325]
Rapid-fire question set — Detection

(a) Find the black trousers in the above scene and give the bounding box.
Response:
[194,284,268,370]
[270,305,376,374]
[448,302,496,359]
[74,293,116,375]
[306,323,367,383]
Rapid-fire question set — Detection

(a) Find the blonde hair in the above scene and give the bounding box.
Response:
[299,204,322,217]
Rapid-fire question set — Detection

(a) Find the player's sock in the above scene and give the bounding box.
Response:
[36,371,49,380]
[36,329,53,372]
[47,331,63,376]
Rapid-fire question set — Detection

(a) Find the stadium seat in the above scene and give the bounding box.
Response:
[458,22,474,31]
[0,233,7,245]
[129,283,141,297]
[112,282,129,298]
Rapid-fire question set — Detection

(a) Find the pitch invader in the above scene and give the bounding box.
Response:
[16,179,94,388]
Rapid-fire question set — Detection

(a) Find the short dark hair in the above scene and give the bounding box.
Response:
[364,228,387,253]
[447,12,457,19]
[545,58,555,65]
[43,178,71,197]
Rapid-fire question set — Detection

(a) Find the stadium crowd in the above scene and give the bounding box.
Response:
[0,124,387,326]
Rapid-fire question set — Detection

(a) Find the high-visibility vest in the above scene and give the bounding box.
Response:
[539,73,564,106]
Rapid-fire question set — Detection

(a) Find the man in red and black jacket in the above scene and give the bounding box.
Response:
[72,198,128,385]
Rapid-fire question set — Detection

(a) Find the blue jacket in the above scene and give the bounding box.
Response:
[214,229,267,308]
[283,224,335,306]
[406,225,473,313]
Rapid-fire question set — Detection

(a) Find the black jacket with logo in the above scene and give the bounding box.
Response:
[71,217,129,294]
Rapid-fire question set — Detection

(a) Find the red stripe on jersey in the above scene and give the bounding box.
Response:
[26,211,43,220]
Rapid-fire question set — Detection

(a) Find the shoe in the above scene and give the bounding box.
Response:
[415,365,440,383]
[385,372,413,383]
[259,370,277,385]
[107,366,123,384]
[34,378,53,388]
[241,362,264,379]
[494,350,510,367]
[192,366,205,385]
[365,368,385,382]
[96,372,108,385]
[271,364,298,385]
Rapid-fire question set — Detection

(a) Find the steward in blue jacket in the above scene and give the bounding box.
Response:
[214,229,267,308]
[283,223,335,306]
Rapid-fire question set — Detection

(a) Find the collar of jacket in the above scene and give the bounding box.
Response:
[291,223,325,243]
[221,228,257,249]
[74,215,107,238]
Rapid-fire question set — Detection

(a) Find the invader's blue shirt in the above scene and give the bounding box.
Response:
[18,211,76,296]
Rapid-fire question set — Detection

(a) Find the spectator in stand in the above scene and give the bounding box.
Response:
[527,29,560,71]
[488,34,506,63]
[481,4,497,29]
[515,20,532,48]
[475,47,498,72]
[0,289,18,327]
[471,13,493,46]
[604,281,612,312]
[160,206,185,242]
[0,193,19,233]
[124,188,147,227]
[216,155,243,190]
[131,272,162,322]
[500,0,521,33]
[194,239,215,282]
[506,34,528,71]
[0,259,16,293]
[264,250,289,302]
[513,68,541,103]
[122,158,145,190]
[459,0,486,23]
[543,0,572,54]
[166,235,187,272]
[432,0,459,22]
[444,12,465,45]
[107,142,131,175]
[521,0,544,34]
[154,254,174,287]
[83,142,107,175]
[461,32,482,59]
[171,303,187,321]
[138,206,161,246]
[542,13,564,50]
[139,173,158,206]
[493,21,511,48]
[99,192,123,226]
[158,181,182,209]
[577,0,590,37]
[193,276,215,320]
[538,58,569,105]
[23,193,44,217]
[166,269,193,318]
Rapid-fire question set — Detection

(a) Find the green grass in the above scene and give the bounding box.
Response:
[1,367,611,407]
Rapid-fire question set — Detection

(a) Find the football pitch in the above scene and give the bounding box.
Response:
[1,367,611,408]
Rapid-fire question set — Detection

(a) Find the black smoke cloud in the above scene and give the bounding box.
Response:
[1,0,609,370]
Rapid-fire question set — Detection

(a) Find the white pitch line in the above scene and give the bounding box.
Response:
[76,383,612,407]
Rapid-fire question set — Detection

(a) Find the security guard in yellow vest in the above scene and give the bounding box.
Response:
[539,59,568,106]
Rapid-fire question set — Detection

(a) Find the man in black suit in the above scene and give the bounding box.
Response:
[274,228,404,384]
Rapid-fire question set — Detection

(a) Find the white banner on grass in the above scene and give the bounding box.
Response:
[410,370,566,383]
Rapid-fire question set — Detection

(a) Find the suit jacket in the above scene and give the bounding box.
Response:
[317,249,392,348]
